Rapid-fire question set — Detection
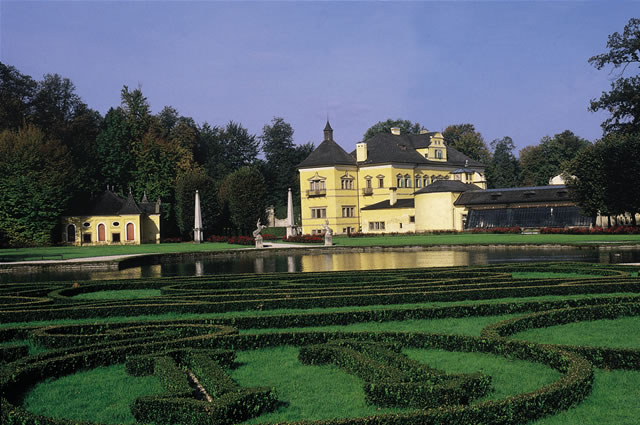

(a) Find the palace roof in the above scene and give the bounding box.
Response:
[454,185,572,206]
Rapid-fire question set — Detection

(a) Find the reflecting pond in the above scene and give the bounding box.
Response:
[2,246,640,283]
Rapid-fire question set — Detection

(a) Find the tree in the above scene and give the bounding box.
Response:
[565,142,609,223]
[442,124,491,163]
[95,107,134,193]
[201,121,259,181]
[0,125,74,246]
[362,118,424,140]
[31,73,84,139]
[120,85,151,141]
[486,137,520,188]
[589,18,640,134]
[175,167,219,238]
[260,117,313,209]
[519,130,590,186]
[219,166,266,235]
[0,62,36,131]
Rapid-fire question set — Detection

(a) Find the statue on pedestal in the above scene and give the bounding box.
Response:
[253,219,267,248]
[322,219,333,246]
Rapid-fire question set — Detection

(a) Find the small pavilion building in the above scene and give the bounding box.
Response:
[61,189,161,245]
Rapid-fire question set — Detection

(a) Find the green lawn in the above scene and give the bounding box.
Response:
[333,233,640,247]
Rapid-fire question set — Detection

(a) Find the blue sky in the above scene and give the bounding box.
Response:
[1,1,638,154]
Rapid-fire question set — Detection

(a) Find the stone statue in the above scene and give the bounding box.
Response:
[322,219,333,246]
[253,219,267,248]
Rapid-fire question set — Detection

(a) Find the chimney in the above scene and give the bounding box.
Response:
[356,142,367,162]
[389,187,397,206]
[391,127,401,136]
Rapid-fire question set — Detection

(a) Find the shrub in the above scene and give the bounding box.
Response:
[282,234,323,243]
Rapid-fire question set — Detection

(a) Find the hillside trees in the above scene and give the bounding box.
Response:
[261,117,314,209]
[486,137,520,188]
[362,118,424,140]
[589,18,640,134]
[0,126,75,246]
[442,124,491,164]
[519,131,590,186]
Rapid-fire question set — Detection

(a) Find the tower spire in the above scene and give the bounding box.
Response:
[323,120,333,141]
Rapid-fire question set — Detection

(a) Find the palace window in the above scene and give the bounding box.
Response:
[423,175,429,186]
[435,149,443,159]
[310,179,326,191]
[365,178,372,189]
[342,206,355,217]
[341,177,354,190]
[378,177,384,188]
[369,221,385,231]
[466,172,473,181]
[404,174,411,188]
[415,175,422,188]
[311,207,327,219]
[409,216,415,223]
[396,174,403,188]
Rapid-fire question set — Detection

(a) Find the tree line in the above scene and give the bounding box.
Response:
[0,64,313,246]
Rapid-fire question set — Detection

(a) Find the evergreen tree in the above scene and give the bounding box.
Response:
[486,137,520,188]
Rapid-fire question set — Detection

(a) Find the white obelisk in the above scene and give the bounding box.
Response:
[286,187,296,238]
[194,190,203,243]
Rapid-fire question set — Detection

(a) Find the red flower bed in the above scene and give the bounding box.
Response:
[282,234,324,243]
[540,226,640,235]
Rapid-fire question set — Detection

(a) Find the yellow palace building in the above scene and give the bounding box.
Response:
[297,122,487,235]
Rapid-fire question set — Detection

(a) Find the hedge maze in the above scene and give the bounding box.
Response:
[1,262,639,424]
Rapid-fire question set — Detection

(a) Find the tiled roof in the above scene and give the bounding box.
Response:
[355,132,485,167]
[414,180,482,194]
[73,190,159,216]
[360,198,415,210]
[454,185,573,206]
[298,138,357,168]
[118,192,143,214]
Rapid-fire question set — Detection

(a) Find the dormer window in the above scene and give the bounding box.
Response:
[435,149,443,159]
[341,177,354,190]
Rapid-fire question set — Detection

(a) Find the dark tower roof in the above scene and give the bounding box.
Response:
[298,122,356,168]
[118,192,143,214]
[323,120,334,141]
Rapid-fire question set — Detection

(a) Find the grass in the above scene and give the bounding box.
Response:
[2,233,640,262]
[0,241,239,261]
[511,272,605,279]
[2,292,637,329]
[230,346,407,423]
[23,364,165,424]
[72,289,163,300]
[403,348,561,401]
[513,316,640,349]
[532,369,640,425]
[241,314,520,336]
[333,233,640,247]
[2,292,636,329]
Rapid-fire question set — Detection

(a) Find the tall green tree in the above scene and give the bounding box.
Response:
[442,123,491,163]
[589,18,640,134]
[0,125,74,246]
[565,141,610,223]
[362,118,424,140]
[175,167,219,238]
[95,107,134,193]
[519,130,590,186]
[0,62,36,131]
[219,166,266,235]
[120,85,151,141]
[201,121,259,181]
[486,137,520,188]
[261,117,314,209]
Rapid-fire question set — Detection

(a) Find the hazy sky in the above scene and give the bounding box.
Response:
[1,1,638,154]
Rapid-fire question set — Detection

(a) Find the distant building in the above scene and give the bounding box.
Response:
[297,122,486,234]
[61,189,161,245]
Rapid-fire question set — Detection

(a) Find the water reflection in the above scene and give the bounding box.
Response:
[1,247,639,283]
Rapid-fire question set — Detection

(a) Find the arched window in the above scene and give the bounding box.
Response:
[396,174,403,188]
[423,175,429,187]
[97,223,106,242]
[66,224,76,243]
[415,175,421,188]
[404,174,411,188]
[126,223,135,241]
[435,149,443,159]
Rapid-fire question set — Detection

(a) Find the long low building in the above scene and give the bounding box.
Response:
[298,123,594,234]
